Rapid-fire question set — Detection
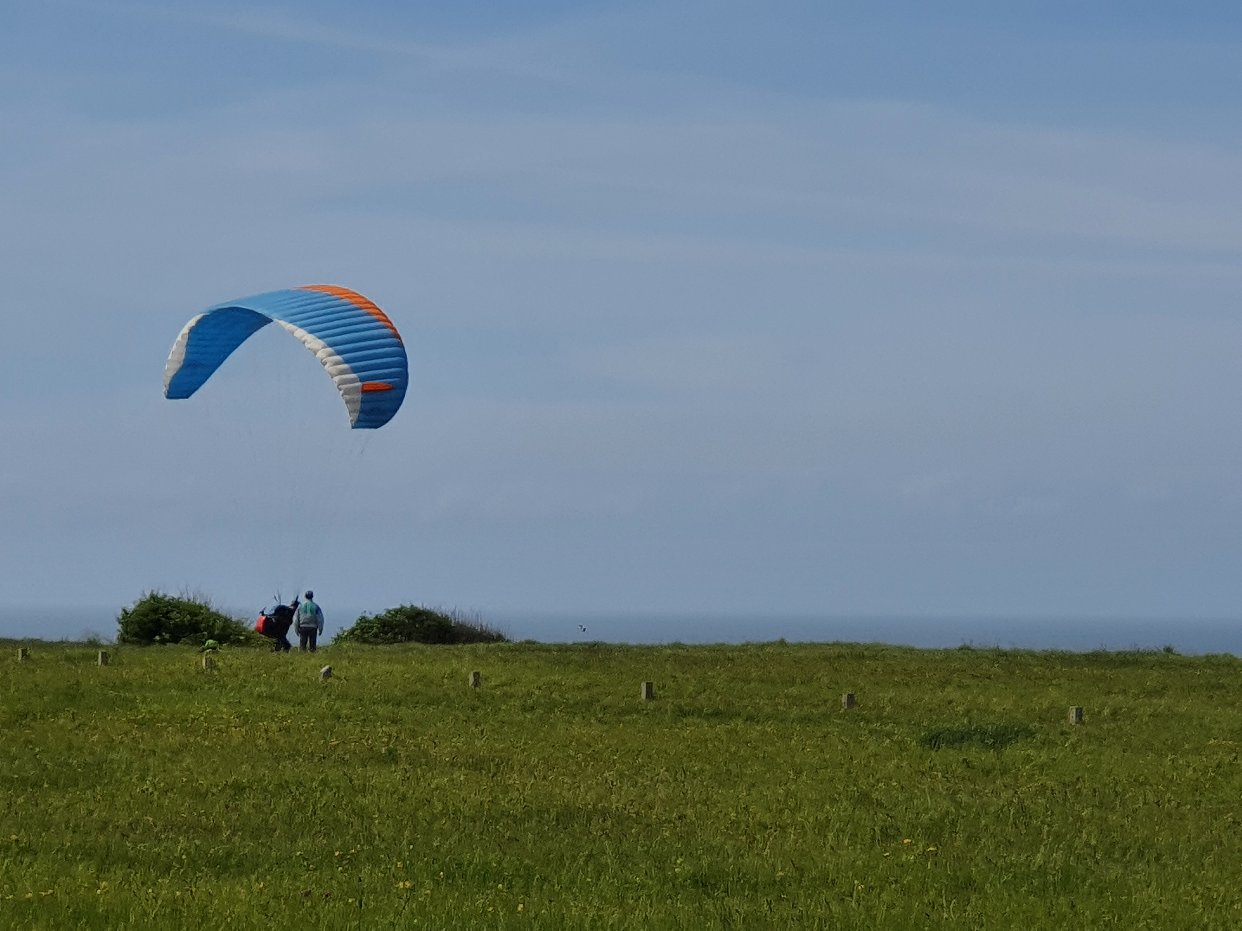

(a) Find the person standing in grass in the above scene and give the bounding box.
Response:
[297,590,324,652]
[269,596,297,652]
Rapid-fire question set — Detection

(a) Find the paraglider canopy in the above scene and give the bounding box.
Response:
[163,285,407,429]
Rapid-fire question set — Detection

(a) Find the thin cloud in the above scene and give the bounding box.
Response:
[39,0,577,79]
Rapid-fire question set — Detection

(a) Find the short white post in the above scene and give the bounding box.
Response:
[17,647,29,662]
[98,651,109,667]
[1068,706,1083,725]
[468,670,481,689]
[202,654,215,671]
[641,681,655,701]
[842,692,856,710]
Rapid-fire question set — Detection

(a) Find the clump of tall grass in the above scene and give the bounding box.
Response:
[918,721,1036,751]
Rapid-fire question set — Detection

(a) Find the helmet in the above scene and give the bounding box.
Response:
[305,590,313,599]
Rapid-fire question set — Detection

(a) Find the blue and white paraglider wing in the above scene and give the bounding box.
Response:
[163,285,407,429]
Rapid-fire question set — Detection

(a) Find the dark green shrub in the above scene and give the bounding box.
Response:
[117,591,259,646]
[335,605,507,645]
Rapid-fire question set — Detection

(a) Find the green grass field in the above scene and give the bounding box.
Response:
[2,639,1241,929]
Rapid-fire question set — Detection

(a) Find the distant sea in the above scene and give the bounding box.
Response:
[1,605,1240,656]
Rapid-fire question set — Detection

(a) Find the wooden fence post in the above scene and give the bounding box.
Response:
[842,692,857,710]
[17,647,29,662]
[1068,706,1083,725]
[468,671,481,689]
[641,681,655,701]
[98,651,110,667]
[202,655,215,671]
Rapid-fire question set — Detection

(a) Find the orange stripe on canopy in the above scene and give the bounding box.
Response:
[361,381,394,393]
[300,284,402,341]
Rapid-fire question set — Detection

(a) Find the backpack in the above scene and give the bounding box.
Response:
[298,600,319,629]
[255,613,271,636]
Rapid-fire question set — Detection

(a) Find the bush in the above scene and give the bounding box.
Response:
[117,591,259,646]
[335,605,507,645]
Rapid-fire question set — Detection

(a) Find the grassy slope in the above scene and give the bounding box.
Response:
[2,640,1241,929]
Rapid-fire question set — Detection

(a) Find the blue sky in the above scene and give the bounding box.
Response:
[5,1,1242,633]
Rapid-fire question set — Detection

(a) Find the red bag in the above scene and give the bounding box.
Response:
[255,614,270,636]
